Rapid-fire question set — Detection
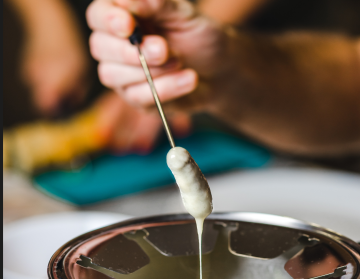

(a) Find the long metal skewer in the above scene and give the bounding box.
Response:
[135,43,176,148]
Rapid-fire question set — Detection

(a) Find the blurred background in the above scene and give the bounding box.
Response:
[3,0,360,278]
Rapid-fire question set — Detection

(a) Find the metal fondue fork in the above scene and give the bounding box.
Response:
[129,26,176,148]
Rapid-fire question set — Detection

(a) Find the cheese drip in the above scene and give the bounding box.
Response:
[167,147,213,279]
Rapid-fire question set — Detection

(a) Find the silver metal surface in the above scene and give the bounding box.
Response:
[311,266,347,279]
[136,43,175,148]
[48,212,360,279]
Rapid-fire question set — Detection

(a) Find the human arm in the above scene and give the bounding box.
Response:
[86,0,360,157]
[8,0,90,115]
[198,0,268,25]
[207,33,360,156]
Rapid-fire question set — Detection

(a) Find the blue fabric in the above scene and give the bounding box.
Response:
[34,129,272,205]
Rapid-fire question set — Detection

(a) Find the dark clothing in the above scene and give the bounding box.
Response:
[244,0,360,36]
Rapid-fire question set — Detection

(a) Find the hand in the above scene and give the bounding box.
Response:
[94,92,192,154]
[20,1,90,116]
[198,0,267,25]
[86,0,360,157]
[86,0,233,112]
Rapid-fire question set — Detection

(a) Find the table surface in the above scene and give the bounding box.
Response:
[4,163,360,241]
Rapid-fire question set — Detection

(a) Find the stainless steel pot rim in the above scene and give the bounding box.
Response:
[48,211,360,279]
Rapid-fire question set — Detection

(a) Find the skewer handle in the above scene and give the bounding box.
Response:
[129,25,143,45]
[129,25,176,148]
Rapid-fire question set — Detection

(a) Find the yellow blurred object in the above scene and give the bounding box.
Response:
[3,107,108,173]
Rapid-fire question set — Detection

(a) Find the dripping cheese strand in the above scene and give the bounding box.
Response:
[167,147,213,279]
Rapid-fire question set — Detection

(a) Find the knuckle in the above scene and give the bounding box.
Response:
[122,46,132,64]
[118,40,136,64]
[89,33,101,60]
[108,40,121,61]
[124,86,143,106]
[85,2,98,29]
[111,40,130,63]
[98,63,113,87]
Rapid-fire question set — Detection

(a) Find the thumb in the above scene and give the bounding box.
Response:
[163,80,212,113]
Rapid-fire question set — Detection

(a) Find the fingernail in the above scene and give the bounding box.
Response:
[110,17,126,36]
[177,72,194,88]
[144,42,162,60]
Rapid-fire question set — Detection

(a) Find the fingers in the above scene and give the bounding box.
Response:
[86,0,205,113]
[87,0,197,37]
[86,0,135,37]
[168,112,192,137]
[89,27,198,109]
[90,33,169,66]
[97,92,161,154]
[113,0,196,23]
[129,112,162,154]
[98,57,181,88]
[25,60,88,115]
[113,0,164,18]
[121,68,198,106]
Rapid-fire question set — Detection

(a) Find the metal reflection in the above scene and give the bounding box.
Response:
[309,266,347,279]
[76,222,350,279]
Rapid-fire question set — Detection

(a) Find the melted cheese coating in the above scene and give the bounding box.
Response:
[167,147,213,279]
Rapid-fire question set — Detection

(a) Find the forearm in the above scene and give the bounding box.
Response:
[198,0,267,25]
[210,31,360,156]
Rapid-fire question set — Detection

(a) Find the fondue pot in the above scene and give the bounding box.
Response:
[48,212,360,279]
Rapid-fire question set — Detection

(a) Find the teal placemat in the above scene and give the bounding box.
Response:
[34,129,272,205]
